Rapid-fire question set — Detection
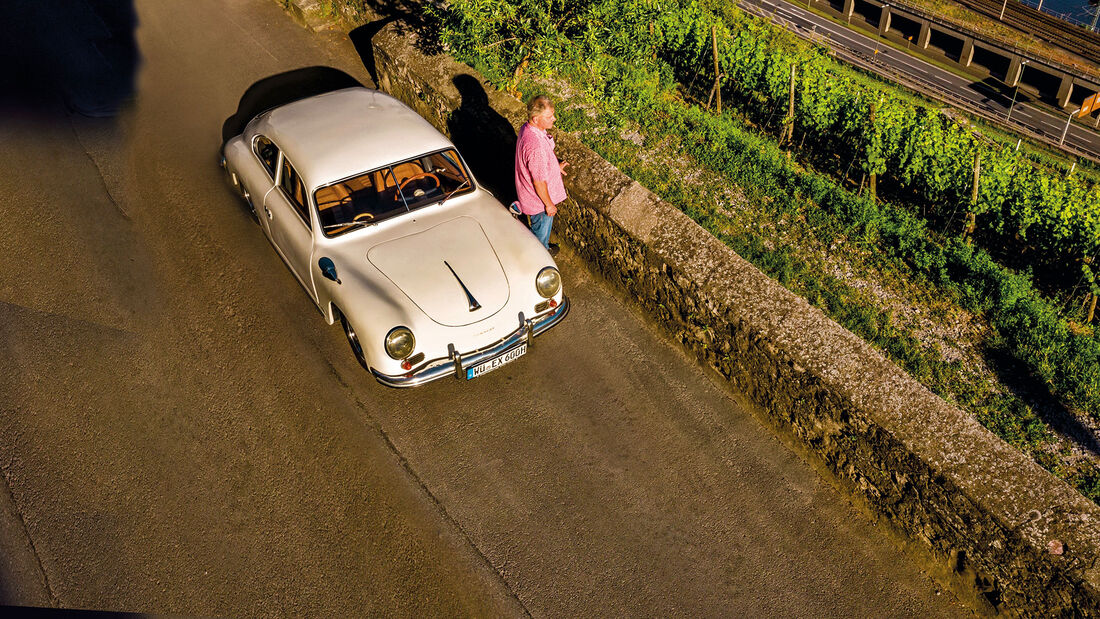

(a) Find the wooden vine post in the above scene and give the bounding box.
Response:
[508,54,530,99]
[867,99,877,202]
[964,150,980,243]
[711,25,722,114]
[782,63,796,146]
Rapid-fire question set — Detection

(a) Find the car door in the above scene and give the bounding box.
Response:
[246,135,280,240]
[266,154,317,302]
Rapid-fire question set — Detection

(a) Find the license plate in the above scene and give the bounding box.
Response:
[465,344,527,380]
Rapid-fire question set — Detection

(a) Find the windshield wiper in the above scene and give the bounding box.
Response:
[437,179,471,207]
[323,219,373,232]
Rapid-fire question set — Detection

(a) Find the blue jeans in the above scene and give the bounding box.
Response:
[529,212,554,248]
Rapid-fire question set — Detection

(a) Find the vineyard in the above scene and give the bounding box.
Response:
[417,0,1100,499]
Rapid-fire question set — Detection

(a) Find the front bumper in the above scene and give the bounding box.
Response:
[371,296,570,388]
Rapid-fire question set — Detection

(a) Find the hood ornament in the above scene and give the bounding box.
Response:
[444,261,482,312]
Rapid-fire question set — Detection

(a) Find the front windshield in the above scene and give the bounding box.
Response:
[315,148,474,237]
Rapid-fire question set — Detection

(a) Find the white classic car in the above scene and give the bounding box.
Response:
[221,83,568,387]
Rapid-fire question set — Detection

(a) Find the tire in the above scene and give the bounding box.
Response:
[337,308,370,370]
[241,188,258,223]
[221,154,258,223]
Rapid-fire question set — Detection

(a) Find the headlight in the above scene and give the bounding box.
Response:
[536,267,561,299]
[384,326,415,359]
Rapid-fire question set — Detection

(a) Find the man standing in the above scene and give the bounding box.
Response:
[515,95,568,256]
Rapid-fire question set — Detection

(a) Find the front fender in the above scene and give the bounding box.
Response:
[323,266,427,368]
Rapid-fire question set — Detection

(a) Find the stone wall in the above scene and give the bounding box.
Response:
[358,13,1100,616]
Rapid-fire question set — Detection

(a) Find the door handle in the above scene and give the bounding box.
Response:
[264,206,273,220]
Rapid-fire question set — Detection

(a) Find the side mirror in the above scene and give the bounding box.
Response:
[319,257,341,284]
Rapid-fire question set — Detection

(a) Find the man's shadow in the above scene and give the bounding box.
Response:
[447,74,518,206]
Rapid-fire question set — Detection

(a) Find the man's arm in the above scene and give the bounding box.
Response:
[533,180,557,217]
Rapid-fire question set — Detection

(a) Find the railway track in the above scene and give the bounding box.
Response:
[748,0,1100,161]
[951,0,1100,64]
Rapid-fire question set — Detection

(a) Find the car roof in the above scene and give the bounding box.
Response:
[255,87,455,189]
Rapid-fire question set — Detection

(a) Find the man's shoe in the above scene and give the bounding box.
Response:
[548,243,560,257]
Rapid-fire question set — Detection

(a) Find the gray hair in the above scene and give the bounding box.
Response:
[526,95,553,119]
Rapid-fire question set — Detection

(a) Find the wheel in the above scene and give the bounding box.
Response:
[242,191,258,223]
[338,308,369,370]
[222,155,258,223]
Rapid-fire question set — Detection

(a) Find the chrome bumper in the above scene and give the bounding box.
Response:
[371,296,570,388]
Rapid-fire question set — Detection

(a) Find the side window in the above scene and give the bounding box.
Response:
[279,158,311,225]
[253,136,279,178]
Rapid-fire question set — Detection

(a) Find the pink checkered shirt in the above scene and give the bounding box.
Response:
[514,122,567,216]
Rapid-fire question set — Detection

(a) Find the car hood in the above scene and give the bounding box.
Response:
[366,216,510,327]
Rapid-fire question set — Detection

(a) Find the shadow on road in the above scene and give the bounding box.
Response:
[0,0,140,118]
[221,67,364,143]
[966,77,1031,111]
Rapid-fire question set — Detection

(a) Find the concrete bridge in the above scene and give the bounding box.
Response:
[816,0,1100,120]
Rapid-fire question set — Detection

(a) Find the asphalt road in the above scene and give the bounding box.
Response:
[0,0,968,616]
[740,0,1100,161]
